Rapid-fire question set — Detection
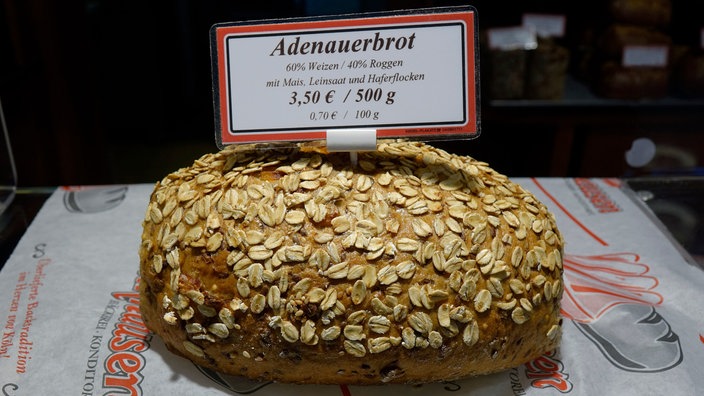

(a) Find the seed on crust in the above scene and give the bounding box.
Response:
[267,285,282,311]
[185,289,205,305]
[439,175,462,191]
[497,299,517,310]
[179,306,195,320]
[487,277,504,299]
[248,246,273,262]
[300,169,321,181]
[183,340,205,358]
[306,287,325,304]
[542,281,553,301]
[281,321,300,343]
[185,323,204,334]
[284,210,306,225]
[250,294,266,314]
[163,311,177,325]
[368,315,392,334]
[371,297,393,315]
[208,323,230,339]
[152,255,164,274]
[321,326,341,341]
[248,263,264,288]
[503,211,520,228]
[377,265,398,285]
[344,340,366,357]
[411,218,433,238]
[547,324,561,340]
[300,320,319,345]
[458,279,477,302]
[320,288,338,311]
[462,320,479,346]
[206,233,223,252]
[508,278,526,294]
[300,180,321,190]
[437,304,451,328]
[428,331,443,349]
[397,238,420,252]
[511,307,529,324]
[476,249,493,266]
[355,175,374,192]
[368,337,392,354]
[331,216,351,234]
[377,172,393,186]
[344,325,365,341]
[401,327,417,349]
[314,232,334,244]
[198,304,216,318]
[552,279,562,299]
[395,261,416,280]
[408,311,433,335]
[347,310,367,325]
[473,289,492,313]
[149,205,163,224]
[351,280,367,305]
[326,261,349,280]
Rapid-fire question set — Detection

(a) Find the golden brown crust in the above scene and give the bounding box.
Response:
[139,141,564,384]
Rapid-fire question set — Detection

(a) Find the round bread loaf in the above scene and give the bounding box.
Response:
[139,141,564,384]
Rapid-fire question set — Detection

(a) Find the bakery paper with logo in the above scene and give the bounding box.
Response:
[1,179,703,395]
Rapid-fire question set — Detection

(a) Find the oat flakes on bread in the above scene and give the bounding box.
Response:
[138,141,564,384]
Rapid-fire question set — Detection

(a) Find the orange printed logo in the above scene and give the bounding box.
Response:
[103,277,151,396]
[524,350,573,393]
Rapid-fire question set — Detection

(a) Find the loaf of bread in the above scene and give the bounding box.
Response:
[139,141,565,384]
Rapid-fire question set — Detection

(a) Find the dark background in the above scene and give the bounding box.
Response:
[2,0,703,187]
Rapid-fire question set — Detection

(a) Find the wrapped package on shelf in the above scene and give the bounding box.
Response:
[486,48,528,99]
[597,24,671,60]
[595,61,669,99]
[484,25,538,100]
[672,49,704,98]
[592,24,671,100]
[525,38,570,100]
[608,0,672,28]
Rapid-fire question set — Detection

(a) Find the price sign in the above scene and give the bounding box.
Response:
[210,6,478,146]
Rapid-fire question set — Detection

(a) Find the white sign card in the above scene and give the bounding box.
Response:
[210,6,479,147]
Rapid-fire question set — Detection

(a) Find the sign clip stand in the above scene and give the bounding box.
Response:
[326,129,377,166]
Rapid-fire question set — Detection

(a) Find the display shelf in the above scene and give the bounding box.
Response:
[488,76,704,109]
[626,176,704,267]
[477,73,704,177]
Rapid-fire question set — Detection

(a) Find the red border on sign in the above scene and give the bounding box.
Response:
[212,8,477,145]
